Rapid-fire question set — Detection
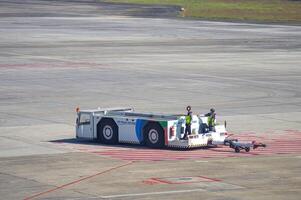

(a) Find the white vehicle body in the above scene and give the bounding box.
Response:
[76,107,227,148]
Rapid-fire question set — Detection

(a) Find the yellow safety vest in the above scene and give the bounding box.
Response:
[185,115,192,124]
[208,116,215,127]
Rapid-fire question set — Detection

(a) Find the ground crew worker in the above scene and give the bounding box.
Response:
[181,106,192,140]
[205,108,216,131]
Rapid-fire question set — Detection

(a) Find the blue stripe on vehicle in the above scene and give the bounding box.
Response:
[135,119,146,142]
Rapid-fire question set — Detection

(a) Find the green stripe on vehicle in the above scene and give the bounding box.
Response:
[159,121,167,128]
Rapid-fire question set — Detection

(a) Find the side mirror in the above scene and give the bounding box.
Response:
[224,120,227,128]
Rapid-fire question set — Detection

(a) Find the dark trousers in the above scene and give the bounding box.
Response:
[182,123,191,139]
[208,125,215,132]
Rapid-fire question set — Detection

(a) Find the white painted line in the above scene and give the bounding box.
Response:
[195,160,209,163]
[100,188,205,199]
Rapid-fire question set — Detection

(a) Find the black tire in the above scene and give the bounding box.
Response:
[97,118,118,144]
[245,147,250,152]
[143,122,165,148]
[235,147,240,153]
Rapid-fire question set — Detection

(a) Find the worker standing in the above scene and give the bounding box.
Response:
[205,108,216,131]
[181,106,192,140]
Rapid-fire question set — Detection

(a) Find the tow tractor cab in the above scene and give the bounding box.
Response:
[76,107,227,148]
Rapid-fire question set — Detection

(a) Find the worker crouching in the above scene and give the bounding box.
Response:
[205,108,216,131]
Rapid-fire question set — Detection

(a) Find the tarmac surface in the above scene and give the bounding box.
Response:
[0,0,301,199]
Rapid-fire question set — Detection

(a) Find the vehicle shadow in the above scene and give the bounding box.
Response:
[50,138,152,150]
[49,138,220,151]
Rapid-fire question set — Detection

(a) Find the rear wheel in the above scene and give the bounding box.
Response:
[245,147,250,152]
[97,118,118,144]
[144,123,164,148]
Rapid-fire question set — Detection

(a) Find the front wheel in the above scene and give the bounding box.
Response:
[144,123,165,148]
[97,119,119,144]
[235,147,240,153]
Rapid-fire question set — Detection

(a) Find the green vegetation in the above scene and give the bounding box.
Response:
[106,0,301,23]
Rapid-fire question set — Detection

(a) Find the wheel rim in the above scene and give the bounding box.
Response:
[103,125,113,140]
[148,129,159,144]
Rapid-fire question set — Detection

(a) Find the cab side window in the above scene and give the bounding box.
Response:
[79,113,90,125]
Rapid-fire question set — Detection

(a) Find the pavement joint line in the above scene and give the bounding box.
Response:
[4,52,77,63]
[195,160,209,162]
[23,161,134,200]
[0,171,46,185]
[260,115,301,125]
[132,66,301,89]
[99,188,206,199]
[296,156,301,158]
[0,111,74,126]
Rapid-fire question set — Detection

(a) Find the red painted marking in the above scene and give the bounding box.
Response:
[150,178,174,184]
[198,176,221,182]
[23,161,133,200]
[143,179,161,185]
[54,130,301,162]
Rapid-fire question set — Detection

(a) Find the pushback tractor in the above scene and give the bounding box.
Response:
[75,107,266,151]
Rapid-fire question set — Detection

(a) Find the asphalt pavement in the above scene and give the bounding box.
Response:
[0,0,300,199]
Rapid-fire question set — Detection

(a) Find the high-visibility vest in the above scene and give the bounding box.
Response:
[208,115,215,127]
[185,115,192,124]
